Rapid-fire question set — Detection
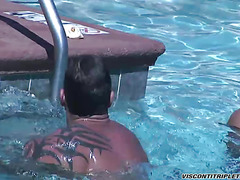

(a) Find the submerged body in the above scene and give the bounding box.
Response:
[24,116,148,174]
[228,109,240,129]
[227,109,240,159]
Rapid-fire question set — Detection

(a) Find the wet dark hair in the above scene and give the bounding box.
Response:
[64,55,111,116]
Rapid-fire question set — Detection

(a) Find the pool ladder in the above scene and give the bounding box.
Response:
[37,0,123,104]
[39,0,68,103]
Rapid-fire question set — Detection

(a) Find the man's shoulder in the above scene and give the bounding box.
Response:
[109,120,149,163]
[24,127,90,173]
[110,120,137,139]
[109,121,144,151]
[24,127,69,155]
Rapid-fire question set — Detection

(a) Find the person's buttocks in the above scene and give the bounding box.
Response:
[24,55,148,174]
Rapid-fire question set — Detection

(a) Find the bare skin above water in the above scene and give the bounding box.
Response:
[24,115,148,174]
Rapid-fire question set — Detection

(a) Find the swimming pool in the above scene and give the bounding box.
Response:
[0,0,240,179]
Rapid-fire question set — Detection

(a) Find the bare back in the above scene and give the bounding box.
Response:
[24,120,148,174]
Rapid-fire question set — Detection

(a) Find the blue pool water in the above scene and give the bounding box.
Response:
[1,0,240,179]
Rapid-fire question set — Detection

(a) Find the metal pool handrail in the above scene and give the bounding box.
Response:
[39,0,68,102]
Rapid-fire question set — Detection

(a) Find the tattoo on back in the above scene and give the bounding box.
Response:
[25,124,112,170]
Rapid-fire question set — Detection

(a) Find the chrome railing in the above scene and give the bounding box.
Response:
[39,0,68,102]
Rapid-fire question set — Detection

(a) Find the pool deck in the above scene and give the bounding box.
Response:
[0,0,165,99]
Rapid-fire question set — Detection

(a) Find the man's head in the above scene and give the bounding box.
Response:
[228,109,240,130]
[61,55,113,117]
